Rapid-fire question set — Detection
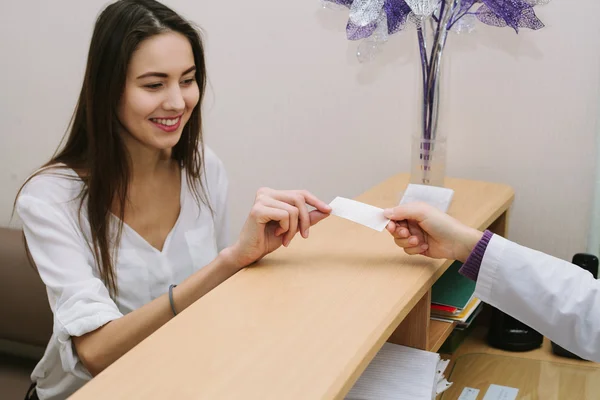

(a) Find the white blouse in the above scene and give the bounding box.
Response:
[16,147,229,400]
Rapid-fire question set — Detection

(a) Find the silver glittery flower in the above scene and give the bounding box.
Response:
[349,0,385,27]
[405,0,441,17]
[357,11,389,62]
[451,14,477,34]
[321,0,553,62]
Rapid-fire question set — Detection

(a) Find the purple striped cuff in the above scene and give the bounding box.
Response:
[458,230,494,282]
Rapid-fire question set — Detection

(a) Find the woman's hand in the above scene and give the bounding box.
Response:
[228,188,332,269]
[383,202,483,262]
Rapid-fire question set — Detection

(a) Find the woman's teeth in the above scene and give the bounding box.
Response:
[152,117,179,126]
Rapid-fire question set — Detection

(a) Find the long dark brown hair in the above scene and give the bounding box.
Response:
[16,0,210,297]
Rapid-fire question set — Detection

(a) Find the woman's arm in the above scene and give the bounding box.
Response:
[21,186,331,377]
[73,247,240,376]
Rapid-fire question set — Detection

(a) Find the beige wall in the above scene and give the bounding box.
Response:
[1,0,599,261]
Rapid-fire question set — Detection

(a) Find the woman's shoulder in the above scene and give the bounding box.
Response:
[18,164,85,206]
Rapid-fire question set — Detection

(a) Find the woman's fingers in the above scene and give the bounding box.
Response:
[257,188,331,238]
[277,192,310,238]
[250,203,289,234]
[308,210,329,227]
[258,197,300,246]
[295,190,332,214]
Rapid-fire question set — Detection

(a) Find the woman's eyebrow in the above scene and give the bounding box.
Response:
[136,65,196,79]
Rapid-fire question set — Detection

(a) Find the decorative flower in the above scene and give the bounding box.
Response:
[320,0,552,185]
[340,0,412,40]
[323,0,549,42]
[405,0,441,17]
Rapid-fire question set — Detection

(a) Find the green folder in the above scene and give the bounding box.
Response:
[431,261,476,309]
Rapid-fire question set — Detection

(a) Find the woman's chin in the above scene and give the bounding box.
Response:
[151,131,184,150]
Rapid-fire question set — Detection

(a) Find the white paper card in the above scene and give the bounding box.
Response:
[329,197,389,232]
[458,387,480,400]
[482,384,519,400]
[399,184,454,212]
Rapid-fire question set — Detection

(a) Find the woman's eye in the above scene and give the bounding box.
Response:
[144,83,163,90]
[181,78,195,86]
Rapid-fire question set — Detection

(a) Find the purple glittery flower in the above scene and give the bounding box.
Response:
[476,0,544,32]
[323,0,547,39]
[384,0,413,34]
[324,0,412,40]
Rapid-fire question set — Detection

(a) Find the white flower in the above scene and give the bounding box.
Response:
[349,0,385,27]
[405,0,441,17]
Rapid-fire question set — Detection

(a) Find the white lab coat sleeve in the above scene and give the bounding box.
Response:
[474,234,600,361]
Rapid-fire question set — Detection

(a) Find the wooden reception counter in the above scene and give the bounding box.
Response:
[71,174,514,400]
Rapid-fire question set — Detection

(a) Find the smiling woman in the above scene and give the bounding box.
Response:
[121,33,199,148]
[14,1,332,400]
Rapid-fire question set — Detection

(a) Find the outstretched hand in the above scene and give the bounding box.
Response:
[229,188,332,268]
[383,202,482,262]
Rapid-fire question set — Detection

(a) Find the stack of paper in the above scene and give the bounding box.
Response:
[431,261,482,328]
[399,184,455,212]
[346,343,452,400]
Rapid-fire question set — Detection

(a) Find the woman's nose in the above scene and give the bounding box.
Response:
[164,86,185,111]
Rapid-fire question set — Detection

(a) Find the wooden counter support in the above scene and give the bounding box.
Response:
[388,290,431,350]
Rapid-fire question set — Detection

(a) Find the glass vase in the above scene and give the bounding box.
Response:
[410,136,447,186]
[409,4,455,187]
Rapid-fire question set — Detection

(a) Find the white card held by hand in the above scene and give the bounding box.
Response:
[329,197,389,232]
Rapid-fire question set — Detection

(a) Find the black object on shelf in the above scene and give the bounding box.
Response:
[487,307,543,351]
[551,342,585,360]
[551,253,598,360]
